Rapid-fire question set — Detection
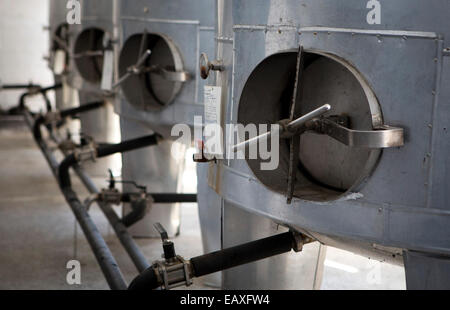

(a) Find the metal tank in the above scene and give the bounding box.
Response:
[66,0,121,175]
[48,0,80,141]
[203,0,450,289]
[115,0,218,251]
[191,0,328,290]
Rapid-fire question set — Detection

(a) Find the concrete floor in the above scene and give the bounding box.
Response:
[0,122,406,289]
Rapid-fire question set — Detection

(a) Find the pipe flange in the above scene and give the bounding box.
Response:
[43,111,62,125]
[153,255,193,290]
[74,144,98,163]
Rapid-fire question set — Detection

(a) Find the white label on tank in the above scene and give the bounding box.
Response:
[203,86,223,157]
[53,49,66,75]
[101,49,114,91]
[204,86,222,125]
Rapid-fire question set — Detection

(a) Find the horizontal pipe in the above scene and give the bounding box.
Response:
[190,232,294,277]
[18,83,63,111]
[58,134,161,188]
[0,83,40,90]
[96,134,161,158]
[60,101,105,118]
[33,101,106,141]
[128,232,295,290]
[121,193,197,204]
[150,193,197,203]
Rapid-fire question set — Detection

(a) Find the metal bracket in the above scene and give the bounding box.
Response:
[316,117,404,148]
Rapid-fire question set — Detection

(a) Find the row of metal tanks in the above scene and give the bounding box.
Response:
[47,0,450,289]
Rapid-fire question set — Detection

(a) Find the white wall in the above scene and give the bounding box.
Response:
[0,0,53,111]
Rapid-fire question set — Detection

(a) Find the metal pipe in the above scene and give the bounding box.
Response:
[58,134,161,188]
[128,231,297,290]
[43,122,151,273]
[18,83,63,111]
[0,83,40,90]
[120,193,197,204]
[231,104,331,153]
[286,104,331,131]
[33,101,106,141]
[73,166,151,273]
[190,232,295,277]
[23,110,128,290]
[31,115,157,274]
[60,101,105,118]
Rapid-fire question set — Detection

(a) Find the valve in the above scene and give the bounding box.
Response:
[199,53,224,79]
[151,223,193,290]
[93,170,153,227]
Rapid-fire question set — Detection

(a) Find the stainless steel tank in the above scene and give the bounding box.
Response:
[206,0,450,289]
[115,1,218,253]
[67,0,120,176]
[191,0,327,289]
[48,1,81,140]
[48,0,67,110]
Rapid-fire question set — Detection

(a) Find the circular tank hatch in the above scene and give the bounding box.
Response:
[119,33,184,111]
[73,27,105,84]
[237,51,382,202]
